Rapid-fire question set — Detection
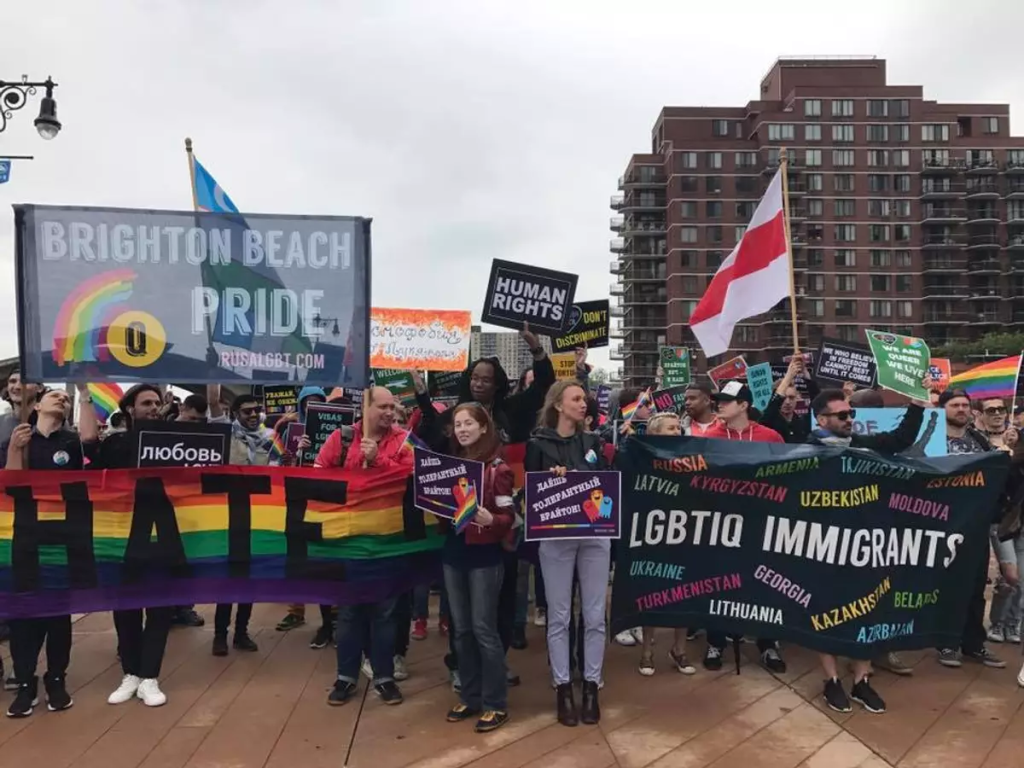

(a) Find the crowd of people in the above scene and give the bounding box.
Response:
[0,331,1022,734]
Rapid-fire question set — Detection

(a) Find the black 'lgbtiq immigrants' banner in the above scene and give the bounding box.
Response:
[610,437,1009,657]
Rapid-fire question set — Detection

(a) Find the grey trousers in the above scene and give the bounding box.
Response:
[539,538,610,686]
[990,529,1024,633]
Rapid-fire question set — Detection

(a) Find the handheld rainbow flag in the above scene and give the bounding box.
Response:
[403,429,429,453]
[87,382,123,423]
[948,355,1022,400]
[621,387,652,423]
[269,428,287,463]
[453,482,479,534]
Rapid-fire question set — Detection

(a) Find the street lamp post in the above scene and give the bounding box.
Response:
[0,76,61,139]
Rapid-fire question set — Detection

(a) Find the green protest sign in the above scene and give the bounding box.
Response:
[659,347,691,387]
[371,368,419,405]
[864,330,930,401]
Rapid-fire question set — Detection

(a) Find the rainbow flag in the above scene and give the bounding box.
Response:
[453,483,478,535]
[403,429,429,453]
[87,382,123,423]
[621,388,652,423]
[948,355,1022,400]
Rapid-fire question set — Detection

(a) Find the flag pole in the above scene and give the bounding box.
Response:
[778,147,799,355]
[185,137,200,211]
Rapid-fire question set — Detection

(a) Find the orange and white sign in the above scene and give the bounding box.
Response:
[550,352,578,380]
[928,358,952,392]
[370,308,471,371]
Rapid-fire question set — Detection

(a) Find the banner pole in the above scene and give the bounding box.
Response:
[779,147,799,355]
[185,138,200,212]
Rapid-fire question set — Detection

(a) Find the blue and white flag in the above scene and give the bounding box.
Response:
[192,157,238,213]
[0,160,10,185]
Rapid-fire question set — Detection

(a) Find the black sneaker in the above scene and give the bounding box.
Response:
[823,678,852,713]
[171,608,205,627]
[851,678,886,713]
[475,710,509,733]
[963,647,1007,669]
[446,702,480,722]
[310,625,333,650]
[703,645,723,671]
[511,626,528,650]
[375,681,403,705]
[233,632,258,652]
[507,670,521,687]
[212,635,229,657]
[327,680,357,706]
[6,680,38,718]
[761,647,787,674]
[43,673,72,712]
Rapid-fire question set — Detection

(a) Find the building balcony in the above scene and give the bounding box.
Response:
[921,181,964,198]
[967,234,1002,249]
[921,207,966,223]
[621,315,667,330]
[610,194,625,209]
[620,195,666,211]
[970,312,1002,324]
[1006,235,1024,250]
[609,303,625,318]
[610,281,624,296]
[1006,181,1024,198]
[786,182,807,196]
[923,311,971,323]
[965,180,1000,198]
[621,170,667,187]
[923,256,967,271]
[610,216,624,232]
[966,211,1001,224]
[922,234,967,248]
[967,158,999,174]
[624,268,666,282]
[610,238,625,253]
[621,219,667,236]
[967,281,1002,294]
[923,282,968,298]
[622,249,667,260]
[922,158,966,174]
[610,347,624,361]
[789,205,808,221]
[610,260,623,274]
[622,292,667,305]
[1005,161,1024,175]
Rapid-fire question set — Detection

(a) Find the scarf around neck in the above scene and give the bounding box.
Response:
[811,427,851,448]
[232,419,272,464]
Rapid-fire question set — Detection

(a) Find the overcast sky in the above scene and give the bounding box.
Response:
[2,0,1022,377]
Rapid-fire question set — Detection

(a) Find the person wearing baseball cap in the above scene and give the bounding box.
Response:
[704,381,785,444]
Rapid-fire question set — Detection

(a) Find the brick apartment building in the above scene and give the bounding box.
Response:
[609,56,1024,387]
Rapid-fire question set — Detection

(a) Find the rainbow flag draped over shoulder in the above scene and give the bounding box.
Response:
[0,465,441,618]
[87,382,123,423]
[948,355,1022,400]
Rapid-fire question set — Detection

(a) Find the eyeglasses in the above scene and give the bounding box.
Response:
[823,409,856,421]
[238,406,261,416]
[984,406,1008,415]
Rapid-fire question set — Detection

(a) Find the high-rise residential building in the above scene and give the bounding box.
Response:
[470,325,552,381]
[610,56,1024,387]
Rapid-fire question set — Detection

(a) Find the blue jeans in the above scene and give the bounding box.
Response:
[514,561,546,627]
[336,597,398,685]
[413,583,430,620]
[444,563,507,711]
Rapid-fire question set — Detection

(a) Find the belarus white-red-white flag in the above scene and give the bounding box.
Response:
[689,169,791,357]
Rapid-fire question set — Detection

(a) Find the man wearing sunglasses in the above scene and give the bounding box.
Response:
[808,379,931,716]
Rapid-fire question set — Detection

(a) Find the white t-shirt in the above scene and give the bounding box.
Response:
[687,418,717,437]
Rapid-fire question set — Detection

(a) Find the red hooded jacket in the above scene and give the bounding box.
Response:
[439,458,516,546]
[704,420,785,443]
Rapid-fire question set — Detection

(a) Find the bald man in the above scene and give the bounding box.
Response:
[314,387,412,470]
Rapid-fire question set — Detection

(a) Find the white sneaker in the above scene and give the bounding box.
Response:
[393,655,409,681]
[108,674,141,704]
[136,678,166,707]
[534,609,547,627]
[630,627,644,644]
[988,626,1006,643]
[1018,660,1024,688]
[360,657,373,680]
[615,630,637,647]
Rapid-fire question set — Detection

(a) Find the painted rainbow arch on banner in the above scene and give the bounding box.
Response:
[51,269,136,367]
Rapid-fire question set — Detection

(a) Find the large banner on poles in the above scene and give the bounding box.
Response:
[611,437,1008,656]
[13,205,372,386]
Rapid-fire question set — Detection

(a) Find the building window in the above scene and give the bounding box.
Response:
[983,117,999,135]
[706,251,723,268]
[835,224,857,242]
[707,152,723,169]
[808,274,826,291]
[870,300,893,317]
[682,275,697,293]
[833,149,856,167]
[894,174,911,192]
[679,152,698,169]
[735,151,757,168]
[707,226,723,243]
[923,149,949,168]
[679,250,698,268]
[898,300,913,318]
[832,99,854,117]
[804,99,822,117]
[896,276,912,293]
[870,275,891,292]
[893,150,910,168]
[679,301,699,321]
[894,200,911,217]
[867,124,889,142]
[1009,149,1024,166]
[736,176,758,194]
[895,224,912,242]
[836,275,857,292]
[680,176,699,192]
[834,249,856,267]
[869,224,890,242]
[805,149,822,167]
[1008,200,1024,221]
[768,124,795,141]
[807,199,824,216]
[835,299,857,316]
[735,201,755,218]
[807,173,824,191]
[894,124,910,142]
[895,250,912,267]
[706,176,722,194]
[706,201,722,218]
[734,225,747,241]
[808,249,824,267]
[680,226,697,243]
[767,148,780,166]
[867,100,889,118]
[834,199,856,217]
[808,300,825,318]
[870,250,892,267]
[734,326,758,343]
[891,99,910,118]
[922,124,950,142]
[834,174,855,192]
[832,124,855,142]
[712,119,730,137]
[868,199,890,217]
[680,201,697,219]
[868,174,890,192]
[836,325,859,341]
[805,124,822,141]
[867,150,889,167]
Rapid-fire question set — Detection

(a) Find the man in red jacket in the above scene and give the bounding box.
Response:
[702,380,786,674]
[319,387,414,707]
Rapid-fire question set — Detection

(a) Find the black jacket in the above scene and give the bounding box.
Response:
[525,427,606,473]
[806,403,924,455]
[761,378,820,444]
